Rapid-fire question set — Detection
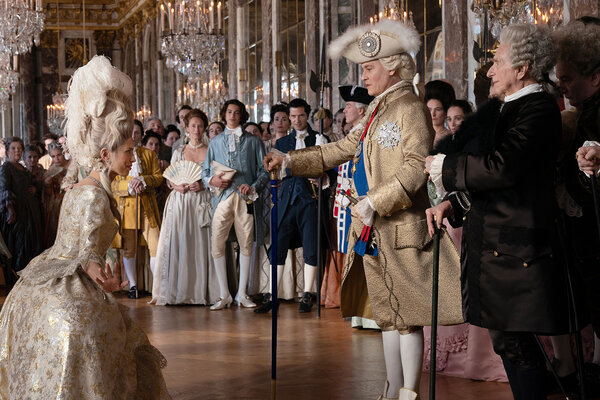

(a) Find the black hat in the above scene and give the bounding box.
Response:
[339,85,374,105]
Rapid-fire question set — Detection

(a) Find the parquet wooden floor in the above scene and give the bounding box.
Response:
[118,294,514,400]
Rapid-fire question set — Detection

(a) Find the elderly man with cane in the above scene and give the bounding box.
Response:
[265,19,463,400]
[425,24,577,399]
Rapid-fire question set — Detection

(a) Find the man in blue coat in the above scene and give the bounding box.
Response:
[255,98,335,313]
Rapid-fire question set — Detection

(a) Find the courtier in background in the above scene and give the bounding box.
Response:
[23,144,44,200]
[208,121,225,140]
[426,24,574,399]
[202,99,268,310]
[257,98,335,314]
[333,108,345,138]
[164,124,180,149]
[445,100,473,136]
[152,109,217,305]
[0,56,170,399]
[112,118,163,298]
[243,121,262,137]
[143,129,171,215]
[555,19,600,384]
[38,133,59,170]
[43,141,69,248]
[268,103,291,151]
[334,85,378,326]
[424,80,456,147]
[146,117,171,163]
[265,20,463,400]
[172,105,192,153]
[0,137,43,284]
[144,130,170,172]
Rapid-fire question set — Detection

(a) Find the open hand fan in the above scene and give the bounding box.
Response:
[163,160,204,185]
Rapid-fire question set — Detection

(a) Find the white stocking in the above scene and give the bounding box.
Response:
[550,334,576,376]
[149,256,156,276]
[382,330,402,398]
[236,253,251,299]
[213,256,230,299]
[123,257,137,288]
[399,329,424,393]
[303,263,317,293]
[594,332,600,365]
[269,265,285,298]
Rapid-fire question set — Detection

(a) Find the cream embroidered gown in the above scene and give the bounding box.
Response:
[0,184,171,399]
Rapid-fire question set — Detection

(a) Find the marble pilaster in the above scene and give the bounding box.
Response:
[305,0,319,107]
[261,0,273,110]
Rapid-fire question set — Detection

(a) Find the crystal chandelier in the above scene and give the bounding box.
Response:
[0,54,18,110]
[370,0,414,26]
[0,0,45,56]
[136,105,152,125]
[178,71,227,121]
[46,92,67,135]
[472,0,564,39]
[160,0,225,81]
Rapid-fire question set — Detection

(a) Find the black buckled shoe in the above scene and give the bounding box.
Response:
[128,286,138,299]
[254,293,274,314]
[298,292,313,313]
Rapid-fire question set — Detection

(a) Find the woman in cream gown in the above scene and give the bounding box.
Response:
[0,56,170,399]
[151,109,218,305]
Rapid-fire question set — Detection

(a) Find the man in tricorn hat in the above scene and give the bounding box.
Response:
[265,20,463,399]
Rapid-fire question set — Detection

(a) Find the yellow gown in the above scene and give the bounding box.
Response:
[0,184,171,399]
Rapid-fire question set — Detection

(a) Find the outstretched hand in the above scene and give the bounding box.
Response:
[88,260,129,293]
[263,151,285,172]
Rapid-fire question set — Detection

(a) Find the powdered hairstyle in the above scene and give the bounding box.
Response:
[553,20,600,76]
[499,24,556,82]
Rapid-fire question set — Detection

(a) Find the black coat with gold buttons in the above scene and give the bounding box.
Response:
[441,91,575,335]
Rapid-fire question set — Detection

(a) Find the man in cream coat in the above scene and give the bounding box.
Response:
[265,19,462,400]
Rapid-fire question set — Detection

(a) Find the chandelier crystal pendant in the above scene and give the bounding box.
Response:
[160,0,225,81]
[0,54,19,110]
[46,92,67,136]
[178,70,227,121]
[471,0,564,39]
[0,0,45,56]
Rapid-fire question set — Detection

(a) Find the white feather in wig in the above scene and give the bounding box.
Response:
[328,19,420,64]
[64,55,133,168]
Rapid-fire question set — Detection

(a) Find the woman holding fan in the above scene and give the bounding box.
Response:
[151,108,219,305]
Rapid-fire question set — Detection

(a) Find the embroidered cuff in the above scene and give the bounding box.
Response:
[430,154,447,198]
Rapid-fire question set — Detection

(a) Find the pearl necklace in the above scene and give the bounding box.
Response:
[187,142,203,149]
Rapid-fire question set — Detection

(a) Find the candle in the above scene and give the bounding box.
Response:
[160,4,165,32]
[217,2,221,31]
[210,2,214,32]
[196,1,201,28]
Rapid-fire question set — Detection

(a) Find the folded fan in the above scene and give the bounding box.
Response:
[163,160,204,186]
[210,160,237,196]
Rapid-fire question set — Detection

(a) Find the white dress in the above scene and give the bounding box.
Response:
[150,147,218,305]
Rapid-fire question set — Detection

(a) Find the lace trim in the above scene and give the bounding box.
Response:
[423,328,469,372]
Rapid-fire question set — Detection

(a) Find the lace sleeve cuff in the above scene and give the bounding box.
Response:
[429,154,447,198]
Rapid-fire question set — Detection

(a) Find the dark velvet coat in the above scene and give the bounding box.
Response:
[441,91,572,334]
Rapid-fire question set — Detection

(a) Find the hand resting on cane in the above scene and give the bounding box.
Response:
[425,200,453,237]
[576,145,600,176]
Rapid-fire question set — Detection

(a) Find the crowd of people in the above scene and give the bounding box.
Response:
[0,15,600,400]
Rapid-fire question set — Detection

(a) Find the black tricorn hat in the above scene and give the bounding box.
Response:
[339,85,374,105]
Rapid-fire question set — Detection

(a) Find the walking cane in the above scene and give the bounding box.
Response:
[427,181,442,400]
[270,166,279,400]
[429,222,440,400]
[133,192,139,299]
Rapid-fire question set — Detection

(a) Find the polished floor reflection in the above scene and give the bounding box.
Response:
[118,294,514,400]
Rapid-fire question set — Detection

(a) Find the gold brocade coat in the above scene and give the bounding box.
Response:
[111,146,163,234]
[290,81,463,331]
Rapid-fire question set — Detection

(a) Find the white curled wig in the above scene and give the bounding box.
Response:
[62,56,133,194]
[500,24,556,82]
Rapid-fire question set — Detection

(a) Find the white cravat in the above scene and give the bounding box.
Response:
[504,83,544,103]
[295,130,308,150]
[226,126,243,152]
